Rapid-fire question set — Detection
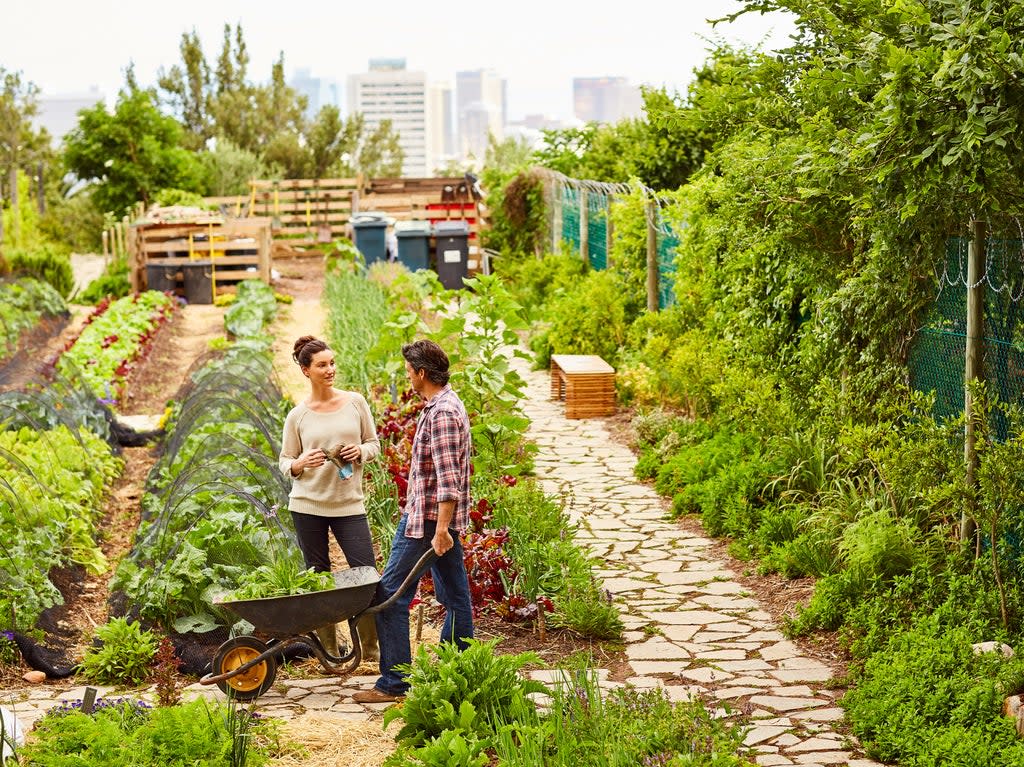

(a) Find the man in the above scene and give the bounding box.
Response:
[352,339,474,703]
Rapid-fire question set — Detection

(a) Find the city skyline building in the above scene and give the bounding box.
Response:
[347,58,433,177]
[427,80,454,172]
[572,76,643,124]
[289,67,341,118]
[455,69,505,163]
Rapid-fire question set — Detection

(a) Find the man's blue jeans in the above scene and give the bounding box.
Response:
[373,514,474,695]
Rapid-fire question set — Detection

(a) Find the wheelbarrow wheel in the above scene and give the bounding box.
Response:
[212,636,277,701]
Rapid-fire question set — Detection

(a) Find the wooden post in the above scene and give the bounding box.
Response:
[646,199,659,312]
[9,166,19,245]
[579,188,589,264]
[551,182,563,255]
[102,230,109,259]
[37,162,45,215]
[962,218,987,548]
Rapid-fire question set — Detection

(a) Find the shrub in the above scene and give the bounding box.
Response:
[20,697,275,766]
[78,258,132,304]
[536,269,631,368]
[549,577,625,640]
[81,618,158,686]
[382,639,546,746]
[4,244,74,298]
[842,615,1024,765]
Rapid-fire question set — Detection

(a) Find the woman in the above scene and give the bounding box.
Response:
[279,335,381,662]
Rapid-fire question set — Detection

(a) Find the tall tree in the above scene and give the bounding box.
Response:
[64,89,202,214]
[0,69,50,223]
[157,30,212,151]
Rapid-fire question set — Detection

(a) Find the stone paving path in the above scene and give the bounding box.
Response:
[3,347,883,766]
[515,357,881,767]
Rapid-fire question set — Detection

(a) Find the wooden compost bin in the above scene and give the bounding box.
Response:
[549,354,617,419]
[129,217,272,301]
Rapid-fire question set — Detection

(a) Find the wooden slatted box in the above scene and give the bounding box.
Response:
[550,354,616,419]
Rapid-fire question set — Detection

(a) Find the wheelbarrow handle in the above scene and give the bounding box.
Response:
[361,549,439,617]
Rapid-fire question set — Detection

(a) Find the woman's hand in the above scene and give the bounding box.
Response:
[292,447,328,475]
[330,443,362,463]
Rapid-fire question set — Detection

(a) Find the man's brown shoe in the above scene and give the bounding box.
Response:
[352,687,404,704]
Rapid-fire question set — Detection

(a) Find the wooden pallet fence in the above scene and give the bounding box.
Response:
[128,217,272,295]
[202,177,483,255]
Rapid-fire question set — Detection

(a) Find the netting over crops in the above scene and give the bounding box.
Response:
[908,225,1024,439]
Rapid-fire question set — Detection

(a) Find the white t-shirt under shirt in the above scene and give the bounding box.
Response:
[278,392,381,517]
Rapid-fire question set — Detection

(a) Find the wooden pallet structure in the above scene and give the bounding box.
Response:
[203,176,483,258]
[550,354,617,419]
[127,213,273,299]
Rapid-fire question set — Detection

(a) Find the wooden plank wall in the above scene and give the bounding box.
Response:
[203,176,483,256]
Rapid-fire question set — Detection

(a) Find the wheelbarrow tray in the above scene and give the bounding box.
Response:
[216,566,379,638]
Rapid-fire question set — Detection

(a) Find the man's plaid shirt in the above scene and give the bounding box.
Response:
[402,385,471,539]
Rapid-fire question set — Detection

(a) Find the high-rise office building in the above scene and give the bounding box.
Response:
[455,69,505,162]
[427,81,454,172]
[35,88,105,143]
[573,77,643,124]
[348,59,433,177]
[290,68,341,118]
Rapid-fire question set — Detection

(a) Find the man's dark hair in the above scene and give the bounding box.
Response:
[402,339,450,385]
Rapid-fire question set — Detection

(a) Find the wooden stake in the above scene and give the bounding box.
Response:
[579,188,589,264]
[537,600,547,642]
[646,199,659,312]
[962,218,987,549]
[415,602,425,641]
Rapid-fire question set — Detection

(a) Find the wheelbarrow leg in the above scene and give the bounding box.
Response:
[303,626,363,677]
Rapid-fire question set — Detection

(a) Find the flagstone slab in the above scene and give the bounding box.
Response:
[714,659,774,673]
[791,752,853,764]
[604,577,653,592]
[755,756,795,766]
[745,725,794,746]
[626,640,691,661]
[674,666,735,684]
[643,609,737,625]
[768,685,816,698]
[629,660,690,675]
[790,707,845,722]
[751,695,829,712]
[770,667,834,683]
[663,684,706,702]
[713,686,770,700]
[787,738,848,753]
[759,641,803,661]
[658,570,735,585]
[639,559,687,573]
[693,648,747,661]
[659,624,701,642]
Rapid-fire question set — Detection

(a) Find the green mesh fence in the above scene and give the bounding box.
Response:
[909,235,1024,440]
[561,186,581,254]
[553,181,679,305]
[657,210,678,309]
[587,191,609,271]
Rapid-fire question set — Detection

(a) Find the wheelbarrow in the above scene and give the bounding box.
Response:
[200,549,438,700]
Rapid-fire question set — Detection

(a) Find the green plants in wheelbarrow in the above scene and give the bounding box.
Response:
[228,558,335,601]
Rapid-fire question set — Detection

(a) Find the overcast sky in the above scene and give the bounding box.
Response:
[1,1,797,122]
